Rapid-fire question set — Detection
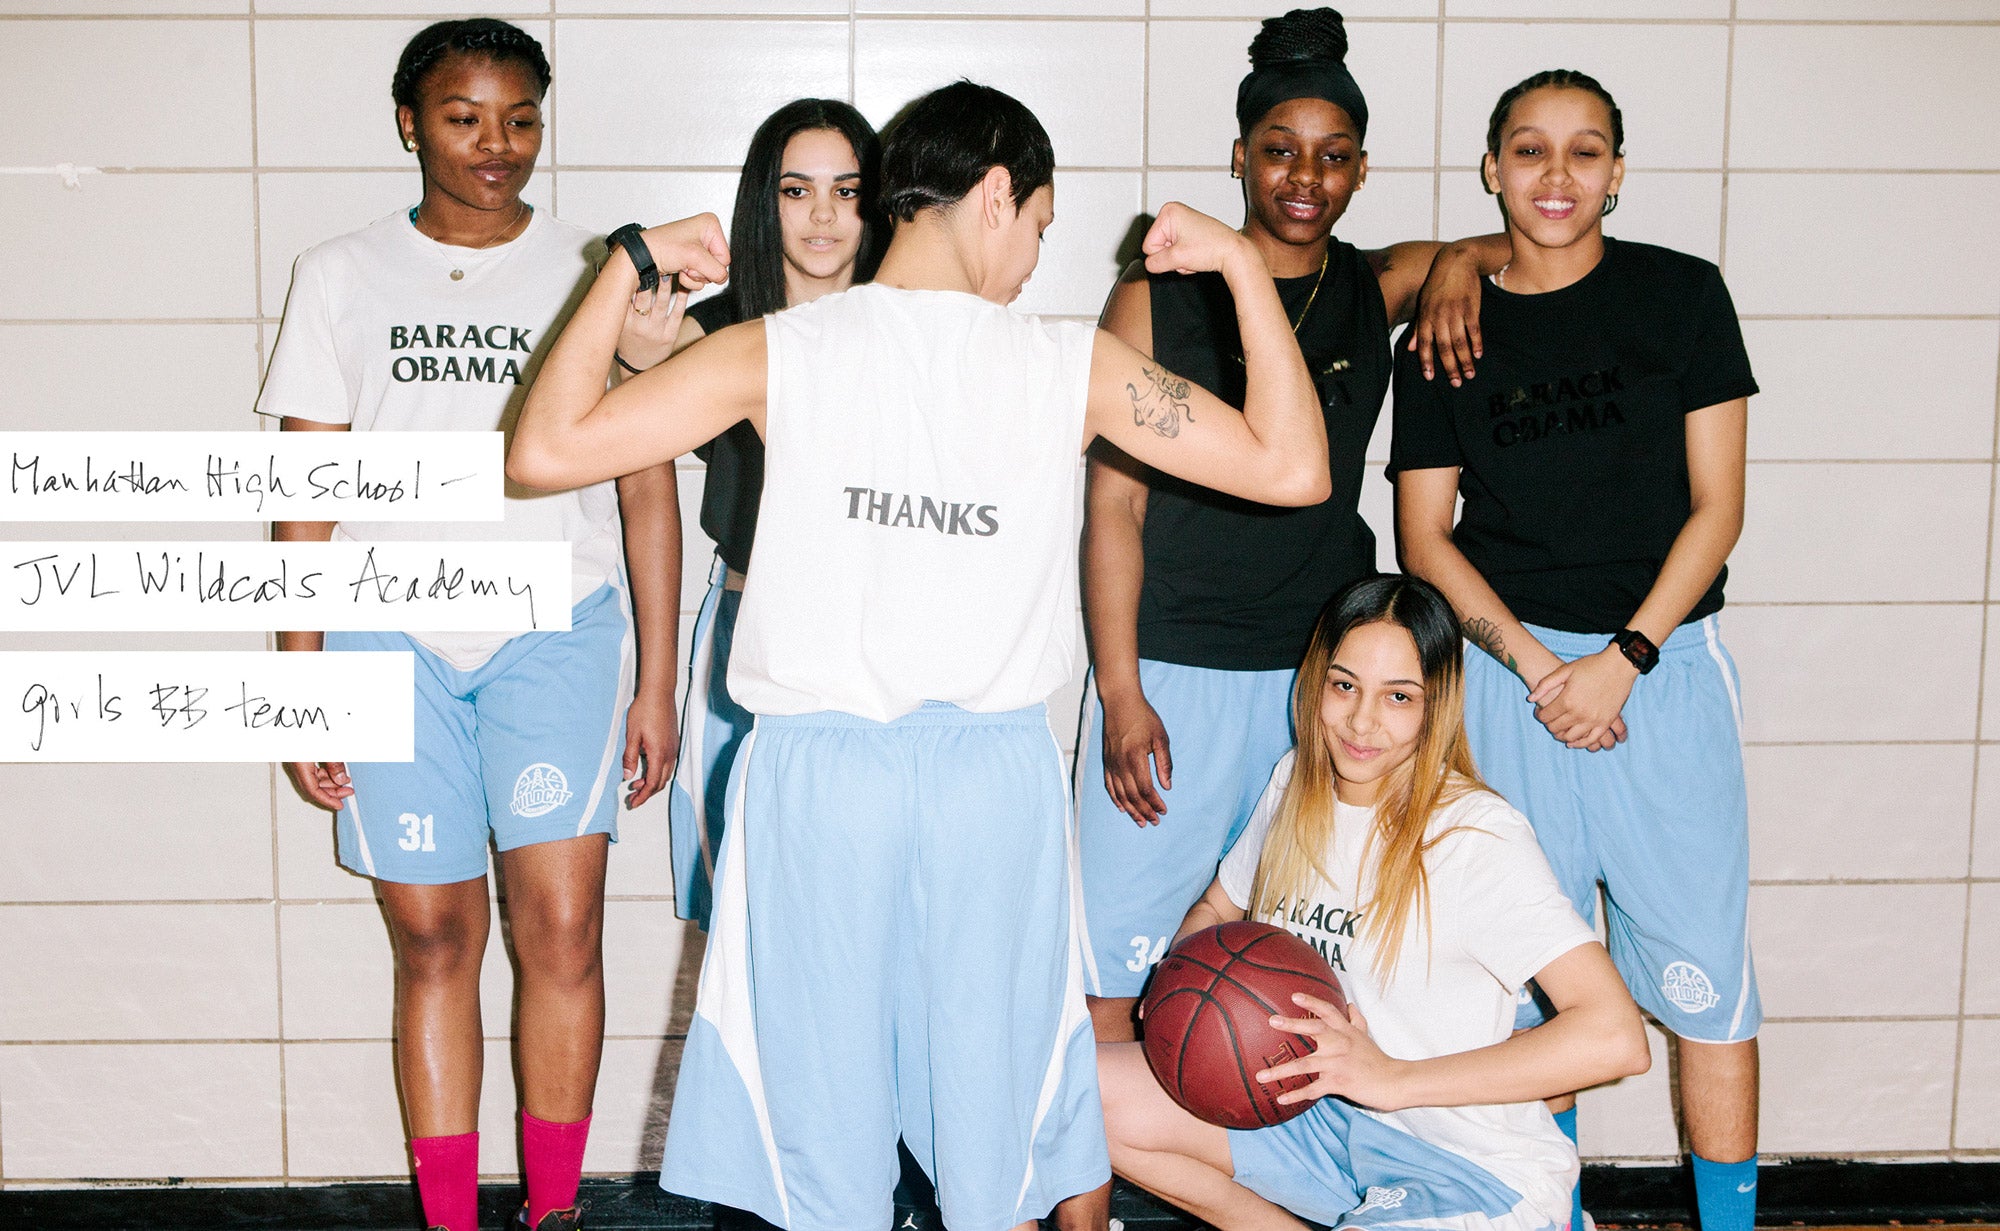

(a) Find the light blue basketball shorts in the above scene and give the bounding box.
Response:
[1230,1098,1560,1231]
[1076,660,1296,997]
[1464,615,1761,1042]
[668,558,753,927]
[326,581,631,885]
[660,702,1110,1231]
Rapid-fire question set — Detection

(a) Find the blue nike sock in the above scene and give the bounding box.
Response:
[1691,1153,1757,1231]
[1553,1107,1584,1229]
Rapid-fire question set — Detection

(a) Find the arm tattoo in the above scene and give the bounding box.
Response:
[1463,616,1523,679]
[1127,363,1194,439]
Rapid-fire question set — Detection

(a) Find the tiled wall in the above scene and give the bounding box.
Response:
[2,0,1996,1189]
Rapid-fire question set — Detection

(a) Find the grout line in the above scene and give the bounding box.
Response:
[1716,0,1735,276]
[1950,322,2000,1150]
[1430,1,1445,240]
[32,164,2000,176]
[11,12,2000,24]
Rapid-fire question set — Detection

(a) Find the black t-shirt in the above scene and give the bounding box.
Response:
[1133,241,1392,672]
[687,292,760,574]
[1388,238,1757,634]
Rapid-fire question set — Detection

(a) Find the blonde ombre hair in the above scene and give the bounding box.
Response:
[1249,575,1490,983]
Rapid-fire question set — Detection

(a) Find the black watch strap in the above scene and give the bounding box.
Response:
[606,223,659,293]
[1613,628,1659,675]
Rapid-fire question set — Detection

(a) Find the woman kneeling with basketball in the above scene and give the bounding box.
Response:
[1097,575,1649,1231]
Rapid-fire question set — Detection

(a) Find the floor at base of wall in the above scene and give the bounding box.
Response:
[1,1164,1996,1231]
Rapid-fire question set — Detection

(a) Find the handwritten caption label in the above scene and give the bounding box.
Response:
[0,432,503,522]
[2,651,414,762]
[2,542,570,633]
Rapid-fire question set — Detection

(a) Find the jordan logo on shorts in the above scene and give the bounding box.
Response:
[1661,960,1720,1013]
[511,763,573,818]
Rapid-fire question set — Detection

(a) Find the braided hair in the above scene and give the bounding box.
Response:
[1247,6,1350,67]
[1485,68,1624,159]
[1235,8,1368,141]
[392,18,551,111]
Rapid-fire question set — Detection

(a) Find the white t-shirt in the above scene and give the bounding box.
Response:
[1218,752,1597,1223]
[729,284,1096,721]
[256,208,622,669]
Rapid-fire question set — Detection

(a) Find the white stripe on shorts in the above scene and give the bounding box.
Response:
[1702,616,1744,743]
[345,793,378,878]
[695,726,791,1224]
[1017,723,1095,1210]
[675,563,725,886]
[1070,670,1104,997]
[576,578,636,837]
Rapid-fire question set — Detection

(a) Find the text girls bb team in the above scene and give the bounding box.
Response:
[270,9,1768,1231]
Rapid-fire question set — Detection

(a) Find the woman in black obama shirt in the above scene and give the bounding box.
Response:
[1391,70,1760,1231]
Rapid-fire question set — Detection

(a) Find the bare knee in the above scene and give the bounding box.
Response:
[385,890,490,985]
[509,890,604,986]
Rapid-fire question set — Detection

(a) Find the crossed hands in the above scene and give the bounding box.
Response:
[1528,646,1636,752]
[1257,991,1410,1113]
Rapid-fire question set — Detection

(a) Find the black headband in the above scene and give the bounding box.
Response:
[1235,60,1369,143]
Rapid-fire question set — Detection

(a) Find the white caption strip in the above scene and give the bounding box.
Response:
[1,651,413,763]
[1,541,572,633]
[0,431,503,523]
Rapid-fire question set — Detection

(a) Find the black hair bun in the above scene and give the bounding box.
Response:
[1248,7,1351,68]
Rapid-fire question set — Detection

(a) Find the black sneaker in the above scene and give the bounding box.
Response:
[514,1203,586,1231]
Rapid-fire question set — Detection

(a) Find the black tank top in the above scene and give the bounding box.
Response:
[1134,240,1392,671]
[687,292,759,574]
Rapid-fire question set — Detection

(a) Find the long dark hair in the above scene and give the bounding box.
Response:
[728,99,885,320]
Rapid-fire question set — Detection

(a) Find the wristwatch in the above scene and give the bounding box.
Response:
[606,223,660,293]
[1613,628,1659,675]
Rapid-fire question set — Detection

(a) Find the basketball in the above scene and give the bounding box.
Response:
[1139,920,1348,1130]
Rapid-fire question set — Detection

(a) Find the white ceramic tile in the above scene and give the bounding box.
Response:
[1966,883,2000,1015]
[276,781,376,900]
[1145,169,1253,237]
[0,0,243,9]
[1746,744,1973,882]
[1147,19,1437,172]
[1732,26,2000,172]
[1357,465,1398,574]
[1741,320,2000,462]
[1015,172,1141,318]
[582,1036,684,1173]
[0,174,256,319]
[557,0,842,10]
[1731,463,1989,604]
[1440,23,1729,170]
[1439,169,1722,265]
[1449,0,1730,13]
[0,904,279,1040]
[0,1042,282,1178]
[557,21,849,169]
[1751,883,1964,1018]
[279,900,514,1040]
[548,171,740,245]
[256,20,494,168]
[857,0,1141,11]
[281,1040,408,1177]
[1573,1022,1678,1160]
[855,20,1144,169]
[4,20,250,167]
[1737,0,2000,20]
[1976,746,2000,879]
[605,791,678,899]
[1149,0,1438,14]
[1760,1020,1957,1153]
[258,0,546,11]
[1727,604,1982,744]
[1724,173,2000,316]
[0,763,274,901]
[1957,1018,2000,1149]
[600,900,690,1038]
[0,324,261,432]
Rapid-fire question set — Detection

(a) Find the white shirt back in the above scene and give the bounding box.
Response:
[729,285,1095,721]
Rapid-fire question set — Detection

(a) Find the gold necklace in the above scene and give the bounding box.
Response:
[1232,246,1330,366]
[415,200,530,281]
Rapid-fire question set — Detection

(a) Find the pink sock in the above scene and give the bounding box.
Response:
[411,1131,479,1231]
[522,1110,592,1225]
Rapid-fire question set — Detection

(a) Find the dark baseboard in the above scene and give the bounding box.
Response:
[3,1163,1996,1230]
